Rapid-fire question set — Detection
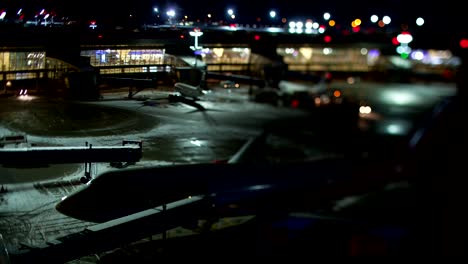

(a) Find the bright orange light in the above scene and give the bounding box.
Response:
[333,90,341,97]
[351,21,356,27]
[378,20,385,27]
[329,20,335,27]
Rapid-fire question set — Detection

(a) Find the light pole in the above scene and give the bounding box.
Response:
[153,7,160,24]
[189,28,203,50]
[190,28,204,68]
[166,9,175,24]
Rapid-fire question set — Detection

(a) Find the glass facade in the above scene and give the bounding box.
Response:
[277,46,372,72]
[0,50,78,81]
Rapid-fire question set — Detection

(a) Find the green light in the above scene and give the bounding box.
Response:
[400,53,409,59]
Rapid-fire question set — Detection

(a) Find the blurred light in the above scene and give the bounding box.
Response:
[312,22,319,29]
[266,27,284,33]
[386,124,402,135]
[207,14,211,18]
[382,16,391,24]
[329,20,336,27]
[314,97,321,105]
[397,32,413,44]
[291,99,299,108]
[305,28,313,34]
[396,45,412,54]
[296,28,303,34]
[333,90,341,97]
[360,48,368,55]
[288,28,296,33]
[17,9,22,15]
[270,10,276,18]
[167,10,175,17]
[323,47,333,55]
[282,18,287,23]
[411,50,425,60]
[190,140,202,147]
[288,21,296,28]
[227,9,234,16]
[370,15,379,23]
[347,77,355,84]
[354,19,362,26]
[40,9,45,15]
[392,37,400,45]
[323,12,331,20]
[318,27,325,33]
[254,35,261,41]
[0,12,5,20]
[359,106,372,114]
[352,26,360,33]
[299,47,312,59]
[400,53,410,59]
[320,94,330,104]
[305,21,313,29]
[296,21,304,29]
[324,35,332,43]
[381,90,419,105]
[6,81,12,87]
[460,39,468,49]
[378,20,385,27]
[416,17,424,26]
[231,14,235,19]
[153,7,158,12]
[368,49,380,58]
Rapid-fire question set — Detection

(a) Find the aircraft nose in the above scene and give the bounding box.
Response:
[56,194,81,218]
[55,191,100,222]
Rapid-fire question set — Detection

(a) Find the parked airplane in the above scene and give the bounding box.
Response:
[173,82,207,100]
[55,158,353,223]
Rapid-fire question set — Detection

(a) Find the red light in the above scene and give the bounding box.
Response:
[352,26,360,33]
[98,34,103,38]
[180,35,185,39]
[460,39,468,49]
[254,35,260,41]
[90,20,96,25]
[324,35,332,43]
[291,99,300,108]
[392,37,399,45]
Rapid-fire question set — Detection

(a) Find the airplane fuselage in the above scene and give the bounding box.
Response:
[174,82,204,99]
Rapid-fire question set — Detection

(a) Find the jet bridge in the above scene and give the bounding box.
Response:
[0,139,143,181]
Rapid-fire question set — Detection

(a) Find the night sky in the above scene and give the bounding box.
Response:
[1,0,465,33]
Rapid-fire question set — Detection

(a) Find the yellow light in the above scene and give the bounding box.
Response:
[354,19,362,26]
[329,20,335,27]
